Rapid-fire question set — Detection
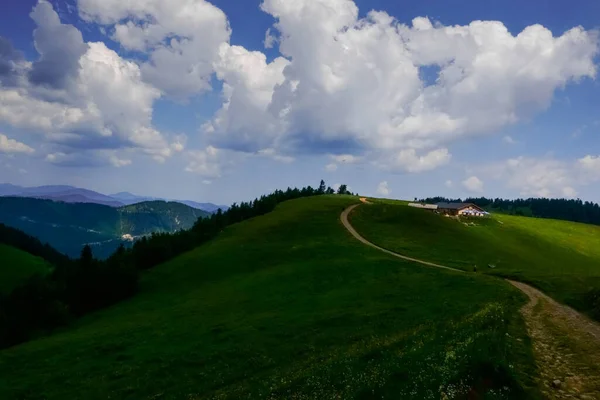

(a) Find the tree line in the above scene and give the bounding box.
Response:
[0,180,352,349]
[418,196,600,226]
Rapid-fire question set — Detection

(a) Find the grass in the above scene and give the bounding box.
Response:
[350,201,600,317]
[0,244,51,294]
[0,196,539,399]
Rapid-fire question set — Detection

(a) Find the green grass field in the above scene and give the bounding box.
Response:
[0,244,51,294]
[0,196,539,399]
[351,201,600,317]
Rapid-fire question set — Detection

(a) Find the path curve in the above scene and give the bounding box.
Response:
[341,204,462,273]
[341,202,600,399]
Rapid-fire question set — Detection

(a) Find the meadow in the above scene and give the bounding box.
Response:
[0,196,539,399]
[350,200,600,318]
[0,244,51,294]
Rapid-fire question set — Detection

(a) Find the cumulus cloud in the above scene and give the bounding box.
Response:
[0,37,26,87]
[503,136,517,144]
[109,155,132,167]
[376,181,390,196]
[185,146,224,178]
[445,180,453,188]
[325,163,338,172]
[202,43,289,152]
[462,176,484,193]
[264,28,277,49]
[578,155,600,183]
[0,1,172,167]
[3,0,599,179]
[475,155,600,198]
[45,149,130,167]
[0,133,35,154]
[78,0,231,99]
[257,148,295,163]
[28,0,88,88]
[386,148,451,173]
[199,0,597,172]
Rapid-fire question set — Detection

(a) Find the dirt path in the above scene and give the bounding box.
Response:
[340,204,462,273]
[508,281,600,399]
[342,202,600,400]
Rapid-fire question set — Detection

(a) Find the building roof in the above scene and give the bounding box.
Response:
[436,202,484,211]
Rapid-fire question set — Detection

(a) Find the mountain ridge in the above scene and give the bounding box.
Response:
[0,184,228,213]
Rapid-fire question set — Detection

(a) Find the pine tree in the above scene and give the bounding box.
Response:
[318,179,326,194]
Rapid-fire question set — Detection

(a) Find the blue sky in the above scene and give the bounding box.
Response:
[0,0,599,204]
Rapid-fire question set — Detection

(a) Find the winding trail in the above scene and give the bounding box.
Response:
[342,200,600,400]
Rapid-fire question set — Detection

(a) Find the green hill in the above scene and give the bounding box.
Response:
[350,200,600,317]
[0,196,539,399]
[0,244,51,294]
[0,197,210,259]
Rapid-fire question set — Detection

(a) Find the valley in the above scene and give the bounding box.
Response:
[0,197,210,258]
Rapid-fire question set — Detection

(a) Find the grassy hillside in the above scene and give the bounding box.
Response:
[0,244,51,294]
[0,197,209,259]
[350,200,600,316]
[0,196,539,399]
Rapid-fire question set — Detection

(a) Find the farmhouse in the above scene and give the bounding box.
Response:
[436,202,488,217]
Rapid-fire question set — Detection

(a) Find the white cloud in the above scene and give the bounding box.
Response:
[78,0,231,99]
[45,149,132,168]
[578,155,600,171]
[376,181,390,196]
[0,2,172,166]
[29,0,88,89]
[202,43,289,152]
[0,133,35,154]
[462,176,484,193]
[200,0,597,171]
[257,148,295,163]
[109,155,132,167]
[3,0,599,180]
[185,146,222,178]
[578,155,600,183]
[445,180,453,188]
[474,155,600,198]
[325,163,338,172]
[388,148,451,173]
[503,135,517,144]
[264,28,277,49]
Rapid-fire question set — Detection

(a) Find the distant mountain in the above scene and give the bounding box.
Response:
[109,191,228,212]
[109,191,160,205]
[0,185,124,207]
[0,197,210,259]
[0,184,227,213]
[0,183,26,196]
[177,200,228,213]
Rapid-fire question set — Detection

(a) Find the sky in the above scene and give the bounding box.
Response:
[0,0,599,205]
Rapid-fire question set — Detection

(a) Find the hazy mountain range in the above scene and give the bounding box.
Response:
[0,184,228,212]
